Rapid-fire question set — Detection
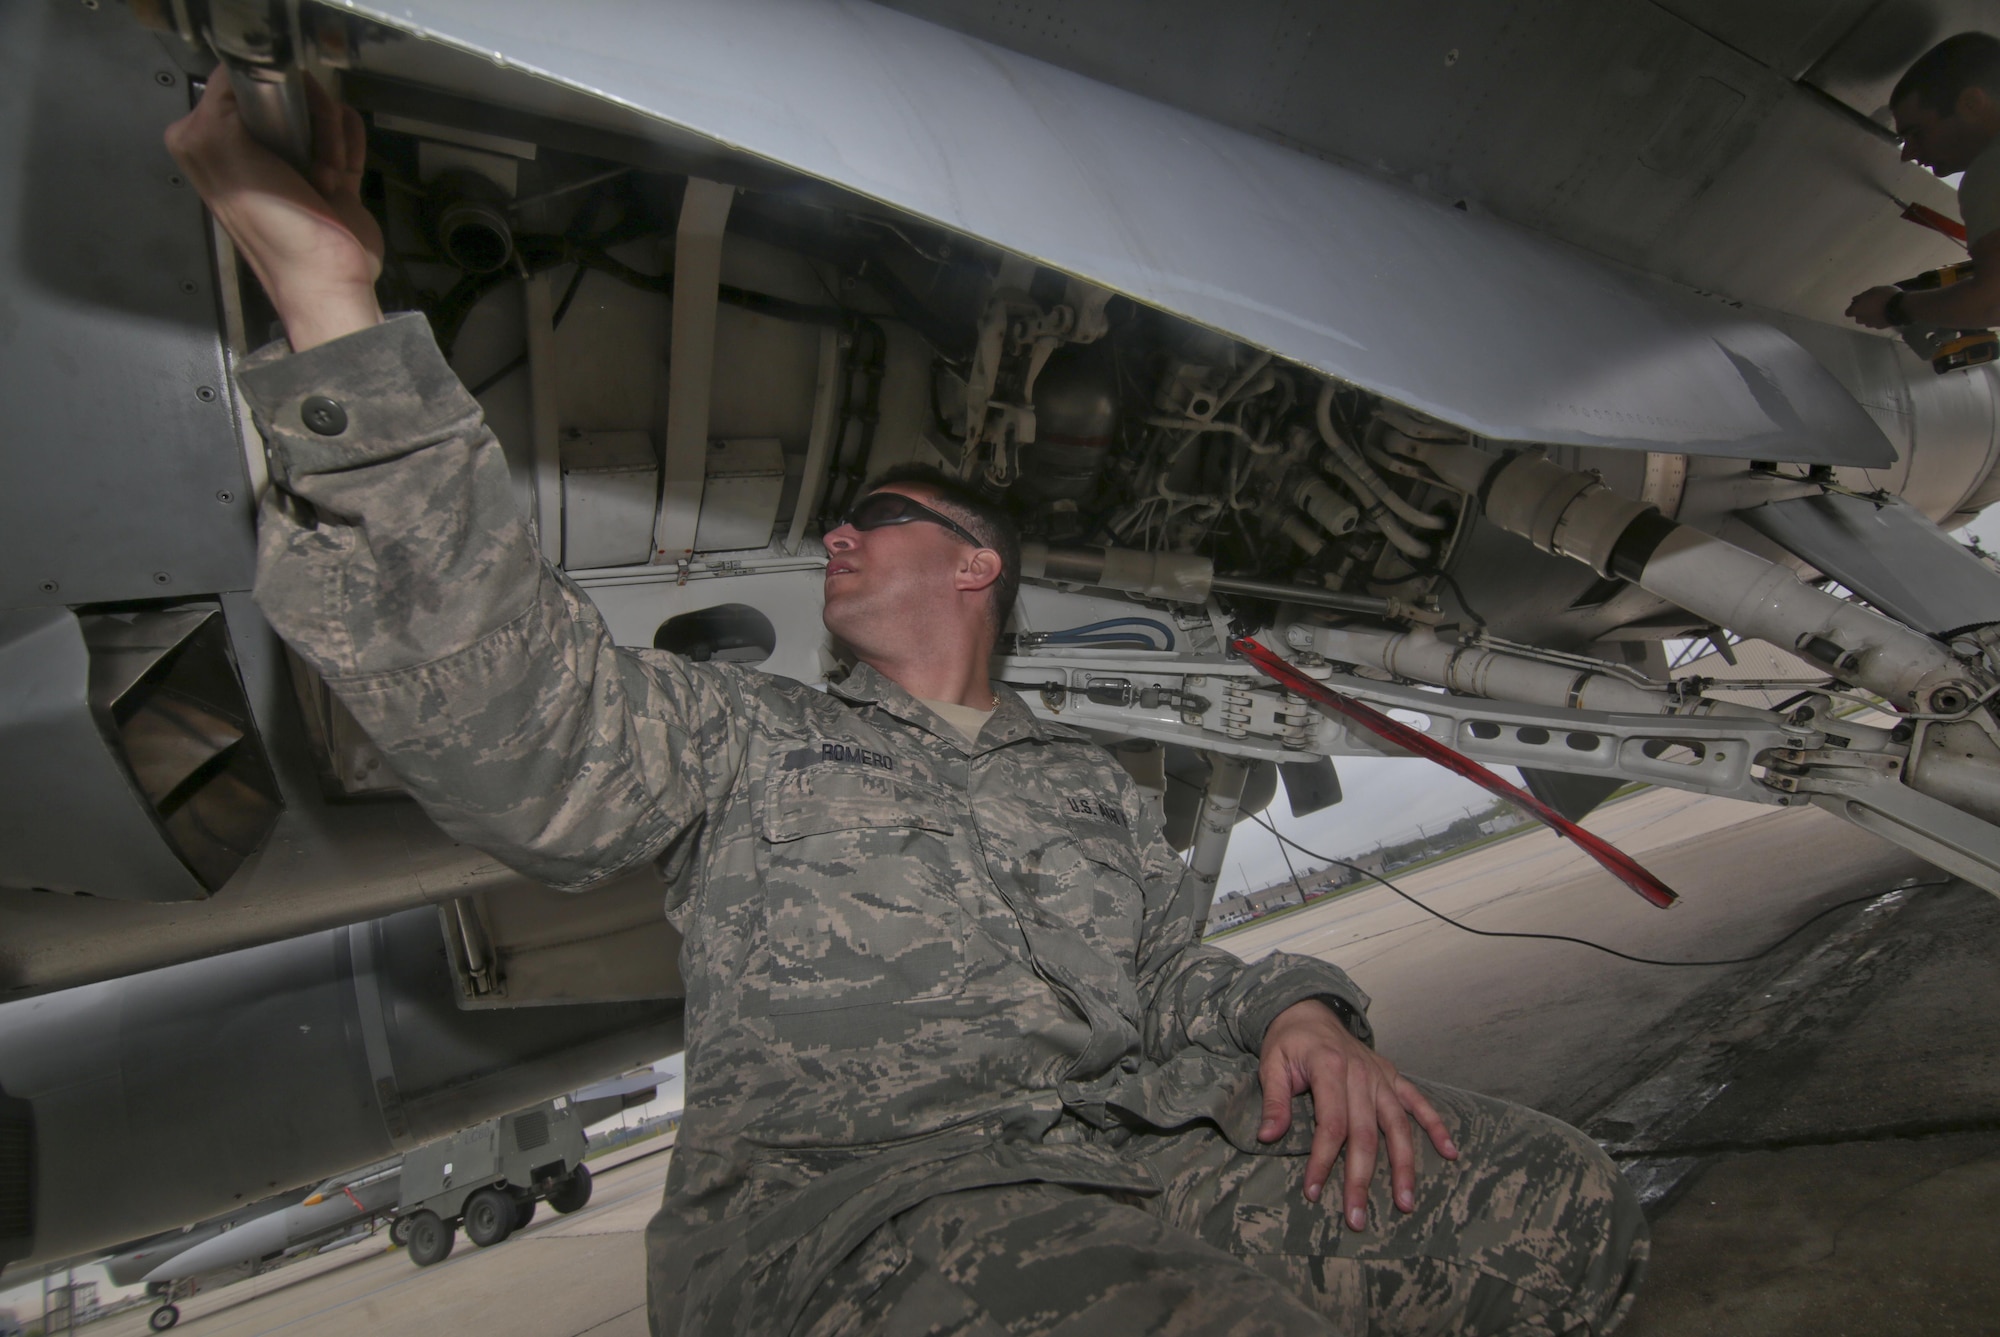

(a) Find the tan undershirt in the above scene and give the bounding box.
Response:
[918,697,996,745]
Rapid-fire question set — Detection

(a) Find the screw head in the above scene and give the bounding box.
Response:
[152,571,172,586]
[154,70,175,87]
[180,279,199,295]
[215,489,235,504]
[167,173,186,188]
[195,385,218,402]
[39,580,58,594]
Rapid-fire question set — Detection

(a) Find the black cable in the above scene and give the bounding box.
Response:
[1242,809,1952,967]
[466,263,591,398]
[1365,564,1487,629]
[1432,570,1488,630]
[468,351,527,399]
[1269,809,1308,903]
[550,260,591,327]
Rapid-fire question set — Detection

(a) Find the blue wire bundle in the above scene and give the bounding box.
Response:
[1037,617,1177,651]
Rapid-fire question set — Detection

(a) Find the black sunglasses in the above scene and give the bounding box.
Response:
[841,491,986,548]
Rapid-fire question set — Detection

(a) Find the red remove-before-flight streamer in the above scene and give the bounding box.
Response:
[1231,637,1678,909]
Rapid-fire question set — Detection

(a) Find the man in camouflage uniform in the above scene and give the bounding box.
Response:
[170,71,1647,1336]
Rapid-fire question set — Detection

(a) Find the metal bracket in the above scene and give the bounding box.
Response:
[997,650,1816,805]
[1002,644,2000,896]
[1797,770,2000,894]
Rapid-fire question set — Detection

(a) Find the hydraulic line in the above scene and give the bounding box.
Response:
[1018,542,1397,614]
[1330,456,1449,532]
[1313,385,1447,564]
[1388,437,1981,713]
[1208,574,1395,614]
[1294,624,1760,717]
[1323,456,1433,560]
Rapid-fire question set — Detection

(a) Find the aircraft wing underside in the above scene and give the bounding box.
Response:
[340,0,1892,466]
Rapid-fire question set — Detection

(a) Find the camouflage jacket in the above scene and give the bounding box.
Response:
[237,315,1372,1335]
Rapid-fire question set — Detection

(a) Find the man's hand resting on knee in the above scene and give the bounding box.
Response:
[1258,999,1458,1230]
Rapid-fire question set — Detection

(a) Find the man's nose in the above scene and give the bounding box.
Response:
[824,525,858,553]
[1901,140,1921,163]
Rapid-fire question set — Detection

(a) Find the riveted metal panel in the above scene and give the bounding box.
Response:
[0,0,255,610]
[0,608,206,902]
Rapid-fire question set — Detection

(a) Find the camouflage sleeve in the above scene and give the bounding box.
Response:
[1126,771,1375,1061]
[235,313,745,891]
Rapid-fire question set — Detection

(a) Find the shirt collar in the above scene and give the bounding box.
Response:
[827,660,1081,752]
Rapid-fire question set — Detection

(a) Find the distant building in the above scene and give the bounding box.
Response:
[1206,891,1250,925]
[1207,906,1255,931]
[1244,885,1303,915]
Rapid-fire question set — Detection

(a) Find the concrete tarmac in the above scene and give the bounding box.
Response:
[1226,786,1999,1335]
[1219,786,1936,1121]
[77,787,1999,1336]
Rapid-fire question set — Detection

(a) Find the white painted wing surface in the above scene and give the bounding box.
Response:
[336,0,1893,465]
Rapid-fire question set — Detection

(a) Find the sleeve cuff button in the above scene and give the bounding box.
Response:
[302,395,349,436]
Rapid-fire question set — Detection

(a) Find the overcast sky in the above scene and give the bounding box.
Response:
[1209,755,1524,898]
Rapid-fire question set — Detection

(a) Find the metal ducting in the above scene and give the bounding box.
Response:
[80,606,283,892]
[0,603,281,901]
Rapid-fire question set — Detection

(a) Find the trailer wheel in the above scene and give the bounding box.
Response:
[463,1188,516,1247]
[514,1196,536,1231]
[405,1210,454,1266]
[148,1304,180,1331]
[548,1163,593,1214]
[388,1216,412,1247]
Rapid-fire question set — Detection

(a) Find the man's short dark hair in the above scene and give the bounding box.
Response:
[859,464,1020,630]
[1892,32,2000,116]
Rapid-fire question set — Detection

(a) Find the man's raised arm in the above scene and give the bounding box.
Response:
[169,70,738,889]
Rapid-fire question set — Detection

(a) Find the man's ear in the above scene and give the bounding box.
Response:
[955,547,1003,596]
[1960,84,1997,124]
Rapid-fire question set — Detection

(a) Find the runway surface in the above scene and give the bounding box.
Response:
[76,786,2000,1336]
[1218,785,1935,1121]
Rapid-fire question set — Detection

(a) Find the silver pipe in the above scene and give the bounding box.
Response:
[1208,573,1394,614]
[1314,385,1448,550]
[1296,624,1773,720]
[1020,544,1396,613]
[1394,438,1980,712]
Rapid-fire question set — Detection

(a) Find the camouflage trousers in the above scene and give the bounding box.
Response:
[797,1082,1648,1337]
